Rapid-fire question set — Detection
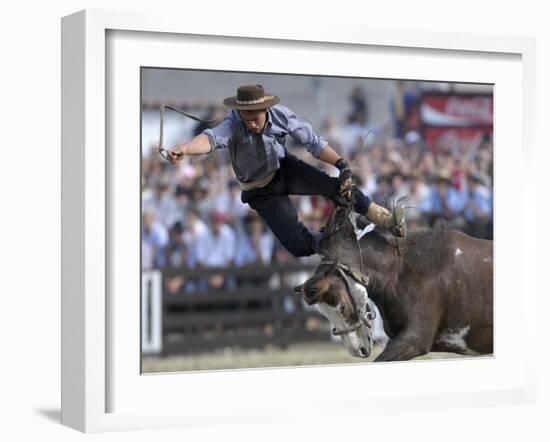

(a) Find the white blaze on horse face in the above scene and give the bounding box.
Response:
[352,283,369,312]
[316,281,372,358]
[348,283,372,356]
[455,248,463,257]
[317,303,347,333]
[317,302,363,355]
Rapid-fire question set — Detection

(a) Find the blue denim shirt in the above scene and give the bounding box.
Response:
[203,104,328,184]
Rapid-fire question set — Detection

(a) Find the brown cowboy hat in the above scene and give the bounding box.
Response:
[223,84,280,110]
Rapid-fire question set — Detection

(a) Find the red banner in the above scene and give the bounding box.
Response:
[420,93,493,148]
[424,126,492,149]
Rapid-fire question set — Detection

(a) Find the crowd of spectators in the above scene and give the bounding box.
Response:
[142,81,494,295]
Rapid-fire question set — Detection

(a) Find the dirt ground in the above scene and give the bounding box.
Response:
[142,342,484,374]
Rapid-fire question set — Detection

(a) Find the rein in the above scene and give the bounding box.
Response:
[324,195,367,274]
[320,202,405,338]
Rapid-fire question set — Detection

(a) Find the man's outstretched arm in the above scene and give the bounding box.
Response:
[166,134,212,165]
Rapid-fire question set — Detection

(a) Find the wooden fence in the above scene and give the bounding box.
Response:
[142,263,332,355]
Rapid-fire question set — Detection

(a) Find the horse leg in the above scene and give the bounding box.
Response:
[374,330,433,362]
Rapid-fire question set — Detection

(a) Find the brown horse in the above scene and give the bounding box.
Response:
[296,206,493,362]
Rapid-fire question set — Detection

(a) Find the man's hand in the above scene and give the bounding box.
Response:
[165,145,185,166]
[158,135,213,165]
[335,158,353,198]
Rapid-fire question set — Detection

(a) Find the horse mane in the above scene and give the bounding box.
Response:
[323,197,408,243]
[321,197,410,264]
[323,205,355,239]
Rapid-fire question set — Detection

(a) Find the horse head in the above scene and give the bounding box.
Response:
[296,204,402,359]
[295,261,374,358]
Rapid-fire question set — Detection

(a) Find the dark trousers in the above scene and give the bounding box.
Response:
[241,154,371,257]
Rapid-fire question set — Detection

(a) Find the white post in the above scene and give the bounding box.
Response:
[141,270,163,354]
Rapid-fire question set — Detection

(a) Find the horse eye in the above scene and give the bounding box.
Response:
[339,304,346,314]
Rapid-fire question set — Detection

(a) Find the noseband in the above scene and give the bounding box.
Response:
[322,261,376,337]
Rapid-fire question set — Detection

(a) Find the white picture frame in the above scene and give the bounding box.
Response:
[61,9,538,433]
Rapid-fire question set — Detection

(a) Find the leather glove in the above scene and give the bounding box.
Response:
[335,159,353,197]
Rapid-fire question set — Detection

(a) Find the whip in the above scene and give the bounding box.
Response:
[156,104,221,162]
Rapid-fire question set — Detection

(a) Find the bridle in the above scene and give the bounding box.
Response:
[320,201,406,334]
[321,261,376,338]
[317,199,374,338]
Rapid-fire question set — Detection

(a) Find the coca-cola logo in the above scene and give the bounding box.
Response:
[444,97,492,120]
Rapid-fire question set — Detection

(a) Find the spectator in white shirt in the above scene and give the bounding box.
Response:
[196,210,237,289]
